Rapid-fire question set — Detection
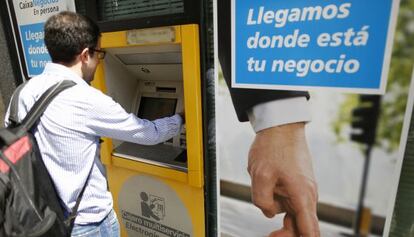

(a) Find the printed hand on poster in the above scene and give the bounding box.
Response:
[218,1,319,236]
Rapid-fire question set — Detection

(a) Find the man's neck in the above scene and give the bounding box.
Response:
[59,61,84,80]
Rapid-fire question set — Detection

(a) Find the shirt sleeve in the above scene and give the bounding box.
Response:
[247,97,312,133]
[85,90,183,145]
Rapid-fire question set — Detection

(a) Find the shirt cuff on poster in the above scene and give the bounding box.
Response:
[247,97,312,133]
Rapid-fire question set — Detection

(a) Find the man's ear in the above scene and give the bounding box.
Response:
[79,48,90,63]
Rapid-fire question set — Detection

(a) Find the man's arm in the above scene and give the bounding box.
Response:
[248,123,319,237]
[218,1,319,236]
[247,98,318,236]
[84,88,183,145]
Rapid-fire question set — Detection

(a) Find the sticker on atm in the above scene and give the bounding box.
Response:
[118,175,193,237]
[127,27,176,45]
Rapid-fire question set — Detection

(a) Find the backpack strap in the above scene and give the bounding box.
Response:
[20,80,76,132]
[0,83,29,144]
[0,129,19,146]
[0,81,75,145]
[8,82,28,127]
[64,162,94,228]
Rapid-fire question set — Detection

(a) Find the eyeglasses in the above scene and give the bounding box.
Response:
[91,48,106,60]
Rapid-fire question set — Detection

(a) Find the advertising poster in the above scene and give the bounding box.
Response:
[8,0,76,77]
[232,0,399,94]
[218,0,414,236]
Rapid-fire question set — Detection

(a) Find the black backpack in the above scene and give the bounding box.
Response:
[0,80,91,237]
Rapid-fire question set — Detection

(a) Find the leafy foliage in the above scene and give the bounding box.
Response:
[333,0,414,152]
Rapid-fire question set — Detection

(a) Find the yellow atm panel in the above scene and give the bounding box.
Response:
[92,24,205,237]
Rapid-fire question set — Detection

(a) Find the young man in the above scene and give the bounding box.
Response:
[4,11,184,237]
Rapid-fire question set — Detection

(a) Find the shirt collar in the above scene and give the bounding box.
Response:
[42,62,89,86]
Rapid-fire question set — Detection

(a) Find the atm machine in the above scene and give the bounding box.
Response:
[92,25,205,237]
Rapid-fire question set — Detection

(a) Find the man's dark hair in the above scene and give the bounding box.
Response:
[44,11,100,64]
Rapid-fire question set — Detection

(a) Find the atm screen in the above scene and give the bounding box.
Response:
[137,97,177,121]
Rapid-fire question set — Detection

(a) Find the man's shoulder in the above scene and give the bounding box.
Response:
[18,77,93,103]
[18,76,113,110]
[66,84,116,112]
[78,84,111,101]
[18,77,46,103]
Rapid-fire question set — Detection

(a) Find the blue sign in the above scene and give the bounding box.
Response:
[232,0,400,94]
[20,23,51,76]
[9,0,75,78]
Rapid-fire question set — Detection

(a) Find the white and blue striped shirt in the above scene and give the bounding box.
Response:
[4,63,183,224]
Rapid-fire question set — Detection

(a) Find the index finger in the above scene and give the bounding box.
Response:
[285,177,320,237]
[295,208,320,237]
[250,170,284,218]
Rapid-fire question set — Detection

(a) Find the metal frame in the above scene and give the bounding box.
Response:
[78,0,200,32]
[197,0,216,236]
[4,0,29,82]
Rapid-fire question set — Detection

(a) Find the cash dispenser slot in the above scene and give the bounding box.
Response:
[112,143,187,171]
[156,87,177,93]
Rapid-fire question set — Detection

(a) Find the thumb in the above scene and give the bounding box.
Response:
[268,214,297,237]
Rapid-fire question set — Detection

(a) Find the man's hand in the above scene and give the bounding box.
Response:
[247,122,319,237]
[178,112,185,124]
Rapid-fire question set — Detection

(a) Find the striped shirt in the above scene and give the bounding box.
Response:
[4,63,183,224]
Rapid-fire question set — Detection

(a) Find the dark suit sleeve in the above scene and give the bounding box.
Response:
[218,0,310,122]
